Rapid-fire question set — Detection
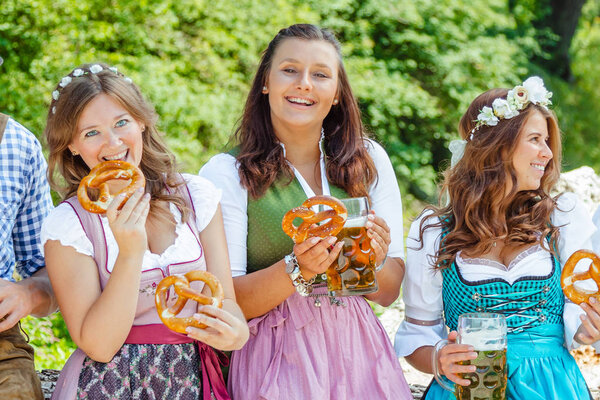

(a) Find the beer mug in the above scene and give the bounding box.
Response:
[324,197,377,296]
[434,313,507,400]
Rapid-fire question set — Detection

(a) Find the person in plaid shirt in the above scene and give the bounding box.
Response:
[0,113,56,400]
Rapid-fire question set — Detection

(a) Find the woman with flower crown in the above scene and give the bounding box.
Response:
[395,77,600,399]
[42,63,248,399]
[199,24,413,399]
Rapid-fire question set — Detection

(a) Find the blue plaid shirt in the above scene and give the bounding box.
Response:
[0,117,53,280]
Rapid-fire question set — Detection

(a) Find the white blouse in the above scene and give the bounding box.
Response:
[395,193,600,356]
[199,139,404,277]
[592,205,600,254]
[41,174,221,272]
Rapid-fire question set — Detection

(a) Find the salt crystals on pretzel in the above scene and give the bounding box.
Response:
[155,270,224,334]
[77,160,145,213]
[561,249,600,304]
[281,195,348,243]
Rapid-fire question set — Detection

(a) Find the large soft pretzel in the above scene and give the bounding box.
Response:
[154,270,224,334]
[282,195,348,243]
[77,160,145,214]
[561,249,600,304]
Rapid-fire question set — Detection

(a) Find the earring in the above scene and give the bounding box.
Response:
[333,99,339,105]
[71,150,78,156]
[262,86,268,94]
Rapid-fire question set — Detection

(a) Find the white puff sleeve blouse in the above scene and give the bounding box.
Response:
[199,139,404,277]
[394,192,599,357]
[41,174,221,272]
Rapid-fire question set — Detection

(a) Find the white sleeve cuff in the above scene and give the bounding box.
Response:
[564,301,585,350]
[394,319,447,357]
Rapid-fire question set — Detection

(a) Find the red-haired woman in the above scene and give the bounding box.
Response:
[396,77,600,399]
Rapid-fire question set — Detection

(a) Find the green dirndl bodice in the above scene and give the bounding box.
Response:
[246,175,348,274]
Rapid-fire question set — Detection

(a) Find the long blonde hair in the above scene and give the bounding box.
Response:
[44,63,189,221]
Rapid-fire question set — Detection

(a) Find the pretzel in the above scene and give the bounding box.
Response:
[561,249,600,304]
[154,270,224,334]
[77,160,145,214]
[282,195,348,243]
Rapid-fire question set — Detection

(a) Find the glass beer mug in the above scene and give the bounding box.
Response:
[325,197,378,296]
[434,313,508,400]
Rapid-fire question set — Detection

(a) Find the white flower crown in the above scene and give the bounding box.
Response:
[449,76,553,168]
[471,76,552,135]
[51,64,133,114]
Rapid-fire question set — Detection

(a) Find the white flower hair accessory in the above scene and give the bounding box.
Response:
[470,76,552,137]
[50,64,134,114]
[449,76,553,168]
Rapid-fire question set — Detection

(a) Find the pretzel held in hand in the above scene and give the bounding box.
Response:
[282,195,347,243]
[155,270,224,334]
[561,249,600,304]
[77,160,145,213]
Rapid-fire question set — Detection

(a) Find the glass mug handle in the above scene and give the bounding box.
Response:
[432,339,455,392]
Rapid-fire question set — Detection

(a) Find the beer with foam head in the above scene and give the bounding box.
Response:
[455,313,508,400]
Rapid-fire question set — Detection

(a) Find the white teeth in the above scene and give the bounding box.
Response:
[532,164,545,171]
[287,97,314,105]
[104,150,127,161]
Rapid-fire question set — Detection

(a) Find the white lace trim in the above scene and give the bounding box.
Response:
[456,243,545,271]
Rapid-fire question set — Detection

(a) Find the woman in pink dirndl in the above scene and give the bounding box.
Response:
[42,63,248,399]
[200,24,413,399]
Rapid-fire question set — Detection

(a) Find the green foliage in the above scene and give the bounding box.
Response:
[2,0,599,368]
[554,0,600,172]
[21,313,76,370]
[1,0,567,200]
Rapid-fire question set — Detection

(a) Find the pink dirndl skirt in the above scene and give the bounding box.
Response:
[228,285,413,399]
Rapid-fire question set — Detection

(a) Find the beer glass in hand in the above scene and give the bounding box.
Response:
[435,313,508,400]
[325,197,377,296]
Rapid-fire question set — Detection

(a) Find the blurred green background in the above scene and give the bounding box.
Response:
[2,0,599,369]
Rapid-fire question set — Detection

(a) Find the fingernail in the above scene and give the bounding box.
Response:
[366,222,373,228]
[470,352,477,358]
[581,315,587,321]
[368,214,375,220]
[136,187,144,193]
[310,237,320,244]
[144,193,150,200]
[590,297,597,304]
[467,346,474,351]
[328,236,337,245]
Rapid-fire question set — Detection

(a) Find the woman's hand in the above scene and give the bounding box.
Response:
[575,297,600,345]
[366,211,391,265]
[437,331,478,386]
[293,236,343,280]
[185,304,250,351]
[105,187,150,258]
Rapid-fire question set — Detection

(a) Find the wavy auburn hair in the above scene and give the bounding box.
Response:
[234,24,377,199]
[44,63,189,221]
[418,88,562,268]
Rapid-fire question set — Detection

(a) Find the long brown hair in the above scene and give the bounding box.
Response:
[234,24,377,199]
[418,88,562,268]
[44,63,189,221]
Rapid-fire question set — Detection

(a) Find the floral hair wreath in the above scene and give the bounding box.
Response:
[50,64,133,114]
[449,76,553,168]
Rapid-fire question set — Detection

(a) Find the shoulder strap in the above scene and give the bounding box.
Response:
[63,197,108,273]
[0,113,9,144]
